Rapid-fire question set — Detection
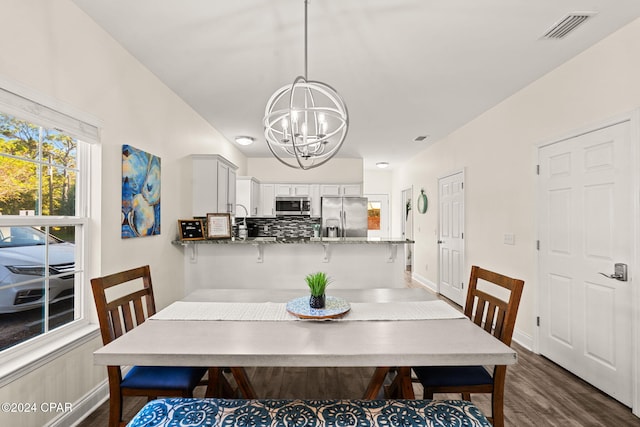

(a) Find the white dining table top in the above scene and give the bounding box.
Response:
[93,288,517,368]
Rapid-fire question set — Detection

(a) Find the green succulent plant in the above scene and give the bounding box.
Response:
[305,272,332,297]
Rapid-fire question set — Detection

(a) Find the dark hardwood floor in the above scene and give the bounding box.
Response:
[79,278,640,426]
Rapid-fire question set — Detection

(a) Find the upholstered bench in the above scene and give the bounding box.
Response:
[126,398,491,426]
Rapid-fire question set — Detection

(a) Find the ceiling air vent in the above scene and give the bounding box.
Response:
[413,135,429,142]
[542,13,595,39]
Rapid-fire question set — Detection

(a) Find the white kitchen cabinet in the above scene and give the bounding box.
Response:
[319,184,341,196]
[293,184,310,196]
[260,183,276,217]
[191,154,238,217]
[236,176,261,216]
[341,184,362,196]
[258,182,361,217]
[319,184,362,197]
[275,184,292,196]
[217,161,236,214]
[275,184,310,196]
[309,184,321,217]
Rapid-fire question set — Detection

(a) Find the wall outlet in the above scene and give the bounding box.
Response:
[504,233,515,245]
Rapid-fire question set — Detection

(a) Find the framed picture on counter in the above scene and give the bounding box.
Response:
[206,213,232,239]
[177,219,205,241]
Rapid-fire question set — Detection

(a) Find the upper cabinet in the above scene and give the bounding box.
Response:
[217,161,236,214]
[236,176,261,217]
[309,184,321,217]
[260,184,276,217]
[319,184,362,197]
[191,154,238,217]
[275,184,310,196]
[341,184,362,196]
[319,184,340,196]
[236,180,362,218]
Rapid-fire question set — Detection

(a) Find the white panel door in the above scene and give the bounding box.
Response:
[438,172,465,306]
[538,121,633,405]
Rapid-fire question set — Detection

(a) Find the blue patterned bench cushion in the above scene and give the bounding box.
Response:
[126,398,491,427]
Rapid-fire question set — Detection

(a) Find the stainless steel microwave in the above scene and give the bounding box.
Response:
[275,197,311,216]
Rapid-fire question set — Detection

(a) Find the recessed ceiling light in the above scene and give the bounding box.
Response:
[376,162,389,169]
[235,136,255,146]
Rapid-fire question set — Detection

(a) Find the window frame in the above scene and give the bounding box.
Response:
[0,79,100,385]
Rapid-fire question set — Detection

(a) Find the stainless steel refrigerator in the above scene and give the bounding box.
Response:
[321,197,368,237]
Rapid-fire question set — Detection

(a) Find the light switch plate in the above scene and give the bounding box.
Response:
[504,233,515,245]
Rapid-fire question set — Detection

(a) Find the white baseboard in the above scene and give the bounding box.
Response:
[512,329,533,352]
[411,272,438,293]
[46,379,109,427]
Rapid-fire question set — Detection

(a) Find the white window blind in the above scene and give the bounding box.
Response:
[0,87,100,144]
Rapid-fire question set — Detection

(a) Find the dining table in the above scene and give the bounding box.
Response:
[93,287,517,399]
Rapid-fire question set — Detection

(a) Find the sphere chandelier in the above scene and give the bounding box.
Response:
[263,0,349,170]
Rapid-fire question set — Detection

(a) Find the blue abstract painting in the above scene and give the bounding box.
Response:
[122,145,161,238]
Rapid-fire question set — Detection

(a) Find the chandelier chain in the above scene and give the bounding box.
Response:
[304,0,308,80]
[262,0,348,170]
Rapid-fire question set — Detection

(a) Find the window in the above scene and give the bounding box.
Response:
[0,101,90,352]
[368,201,381,231]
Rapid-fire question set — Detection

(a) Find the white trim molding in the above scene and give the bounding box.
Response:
[411,272,438,293]
[47,380,109,427]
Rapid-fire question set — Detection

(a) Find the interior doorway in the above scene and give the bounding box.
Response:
[437,171,465,306]
[537,118,636,409]
[365,194,389,238]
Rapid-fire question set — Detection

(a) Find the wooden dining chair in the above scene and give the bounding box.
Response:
[91,265,242,427]
[412,265,524,427]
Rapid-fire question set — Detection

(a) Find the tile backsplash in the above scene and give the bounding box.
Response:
[234,216,321,239]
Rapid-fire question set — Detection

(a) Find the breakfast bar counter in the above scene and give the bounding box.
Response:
[172,236,412,244]
[173,237,414,293]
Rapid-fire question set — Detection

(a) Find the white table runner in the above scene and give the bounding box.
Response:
[150,300,464,321]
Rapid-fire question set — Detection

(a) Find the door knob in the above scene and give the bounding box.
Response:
[437,240,444,244]
[599,263,628,282]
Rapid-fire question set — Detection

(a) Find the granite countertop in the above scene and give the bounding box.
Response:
[172,237,414,245]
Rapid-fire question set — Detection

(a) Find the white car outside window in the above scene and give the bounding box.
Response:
[0,226,75,313]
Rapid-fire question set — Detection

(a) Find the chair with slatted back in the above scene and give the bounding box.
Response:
[412,265,524,427]
[91,265,231,427]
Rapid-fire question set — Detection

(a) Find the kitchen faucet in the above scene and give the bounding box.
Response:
[235,204,249,239]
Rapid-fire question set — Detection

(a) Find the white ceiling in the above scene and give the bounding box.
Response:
[73,0,640,170]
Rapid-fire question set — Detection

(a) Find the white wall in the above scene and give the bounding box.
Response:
[248,157,362,183]
[393,16,640,346]
[0,1,246,425]
[363,169,393,195]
